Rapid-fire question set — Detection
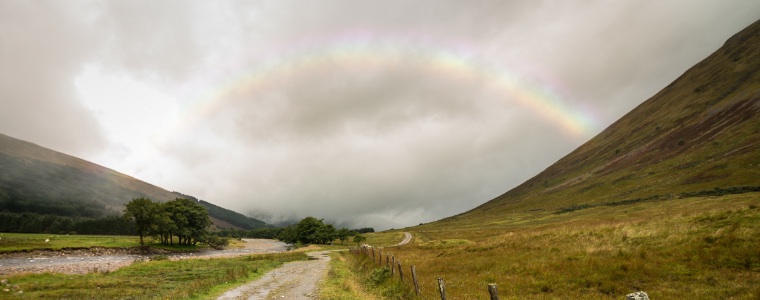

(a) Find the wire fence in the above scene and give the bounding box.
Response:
[350,244,502,300]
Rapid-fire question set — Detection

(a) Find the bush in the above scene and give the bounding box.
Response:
[370,267,391,286]
[203,235,230,249]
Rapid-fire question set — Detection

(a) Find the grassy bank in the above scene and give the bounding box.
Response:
[0,233,139,253]
[319,251,419,300]
[375,194,760,299]
[2,252,307,299]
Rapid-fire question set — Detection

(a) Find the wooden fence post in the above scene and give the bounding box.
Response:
[488,283,499,300]
[391,256,395,275]
[378,251,382,265]
[386,255,390,268]
[397,261,404,282]
[411,265,420,295]
[372,247,375,260]
[438,278,447,300]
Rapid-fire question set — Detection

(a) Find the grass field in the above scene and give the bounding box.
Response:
[360,194,760,299]
[0,233,139,253]
[2,252,307,299]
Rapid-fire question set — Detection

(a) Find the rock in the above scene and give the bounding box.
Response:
[626,291,650,300]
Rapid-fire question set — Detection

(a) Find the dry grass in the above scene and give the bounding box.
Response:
[378,194,760,299]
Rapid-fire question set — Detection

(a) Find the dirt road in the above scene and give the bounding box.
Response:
[394,232,413,246]
[215,232,413,299]
[216,250,330,300]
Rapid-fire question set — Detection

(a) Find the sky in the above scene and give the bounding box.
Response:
[1,1,758,230]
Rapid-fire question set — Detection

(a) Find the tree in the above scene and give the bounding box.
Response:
[353,234,367,245]
[164,198,210,245]
[336,228,352,244]
[295,216,324,244]
[123,198,158,247]
[278,216,339,245]
[316,223,336,244]
[278,225,298,244]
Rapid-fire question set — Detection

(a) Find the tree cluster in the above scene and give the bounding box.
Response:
[123,198,211,246]
[276,216,367,245]
[0,213,134,235]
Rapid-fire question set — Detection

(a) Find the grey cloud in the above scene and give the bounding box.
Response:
[2,1,759,230]
[0,1,106,155]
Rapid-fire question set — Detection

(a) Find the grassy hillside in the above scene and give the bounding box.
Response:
[385,20,760,299]
[172,192,269,229]
[0,133,269,230]
[0,133,179,216]
[464,18,759,218]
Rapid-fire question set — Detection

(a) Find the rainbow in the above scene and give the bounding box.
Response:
[165,32,599,140]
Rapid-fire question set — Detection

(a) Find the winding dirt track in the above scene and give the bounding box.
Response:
[216,251,330,300]
[216,232,413,299]
[394,232,413,246]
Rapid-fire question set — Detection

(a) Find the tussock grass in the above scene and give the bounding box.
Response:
[0,233,138,252]
[365,231,407,246]
[318,252,380,300]
[327,251,420,300]
[389,194,760,299]
[3,252,307,299]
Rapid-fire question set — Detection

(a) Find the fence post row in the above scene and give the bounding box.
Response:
[351,244,503,299]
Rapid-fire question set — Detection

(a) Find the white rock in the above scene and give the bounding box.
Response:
[626,291,650,300]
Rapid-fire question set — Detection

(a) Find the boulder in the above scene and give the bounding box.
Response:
[625,291,650,300]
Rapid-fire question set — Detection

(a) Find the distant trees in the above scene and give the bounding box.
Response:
[276,216,365,246]
[123,197,211,247]
[355,227,375,233]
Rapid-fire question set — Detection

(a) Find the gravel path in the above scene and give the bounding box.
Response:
[394,232,412,246]
[215,232,412,300]
[216,251,331,300]
[0,239,289,275]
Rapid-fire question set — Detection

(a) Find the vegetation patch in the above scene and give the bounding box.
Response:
[336,251,420,299]
[400,194,760,299]
[3,252,307,299]
[0,233,138,253]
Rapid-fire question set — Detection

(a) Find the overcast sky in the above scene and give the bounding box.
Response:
[1,1,758,229]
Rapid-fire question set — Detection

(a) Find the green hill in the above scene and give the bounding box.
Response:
[390,19,760,299]
[172,192,270,230]
[459,18,760,219]
[0,133,268,230]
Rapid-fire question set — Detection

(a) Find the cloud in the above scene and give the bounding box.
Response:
[0,1,107,155]
[1,0,759,230]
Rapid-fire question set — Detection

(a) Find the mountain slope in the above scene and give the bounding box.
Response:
[463,19,760,218]
[396,20,760,299]
[0,133,268,229]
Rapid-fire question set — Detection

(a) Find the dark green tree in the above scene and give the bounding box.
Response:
[278,225,298,244]
[123,198,158,246]
[353,234,367,245]
[295,216,324,244]
[164,198,210,245]
[316,223,336,244]
[336,227,352,244]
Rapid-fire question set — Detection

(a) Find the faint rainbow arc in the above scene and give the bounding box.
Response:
[165,41,598,139]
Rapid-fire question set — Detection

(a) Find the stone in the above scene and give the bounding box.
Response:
[626,291,650,300]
